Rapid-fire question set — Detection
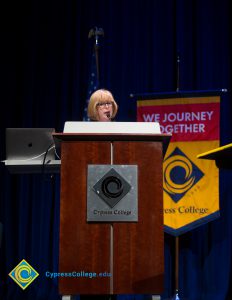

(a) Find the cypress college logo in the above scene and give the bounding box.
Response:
[9,259,39,290]
[163,147,204,202]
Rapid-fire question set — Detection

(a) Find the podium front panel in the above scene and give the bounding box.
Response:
[58,137,165,295]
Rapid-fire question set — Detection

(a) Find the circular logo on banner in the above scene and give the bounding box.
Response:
[163,147,204,203]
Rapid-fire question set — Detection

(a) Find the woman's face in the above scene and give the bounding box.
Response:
[96,102,113,121]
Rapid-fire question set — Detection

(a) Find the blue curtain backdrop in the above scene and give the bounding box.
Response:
[0,0,232,299]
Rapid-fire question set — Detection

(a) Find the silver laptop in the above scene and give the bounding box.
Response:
[3,128,60,174]
[6,128,56,162]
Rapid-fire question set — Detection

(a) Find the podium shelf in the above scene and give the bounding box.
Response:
[3,160,61,174]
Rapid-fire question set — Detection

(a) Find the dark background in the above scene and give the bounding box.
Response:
[0,0,232,299]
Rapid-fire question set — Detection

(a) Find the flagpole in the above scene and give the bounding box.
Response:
[83,27,104,121]
[88,27,104,82]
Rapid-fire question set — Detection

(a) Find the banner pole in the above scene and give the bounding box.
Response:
[176,53,180,92]
[173,236,180,299]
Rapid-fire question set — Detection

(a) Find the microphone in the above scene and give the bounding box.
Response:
[106,113,111,120]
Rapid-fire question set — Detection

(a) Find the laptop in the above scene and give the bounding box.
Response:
[4,128,60,173]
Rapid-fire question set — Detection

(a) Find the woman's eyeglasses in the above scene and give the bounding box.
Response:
[97,102,113,108]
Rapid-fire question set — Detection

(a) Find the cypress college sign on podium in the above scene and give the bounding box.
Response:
[53,122,171,296]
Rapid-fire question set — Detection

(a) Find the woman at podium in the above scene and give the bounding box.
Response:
[87,89,118,122]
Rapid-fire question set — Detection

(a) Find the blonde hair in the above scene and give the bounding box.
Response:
[87,89,118,121]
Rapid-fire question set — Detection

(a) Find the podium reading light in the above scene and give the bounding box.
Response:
[93,168,131,208]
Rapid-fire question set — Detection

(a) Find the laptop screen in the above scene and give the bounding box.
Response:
[6,128,56,162]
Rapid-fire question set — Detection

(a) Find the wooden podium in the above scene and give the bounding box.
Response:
[54,130,170,296]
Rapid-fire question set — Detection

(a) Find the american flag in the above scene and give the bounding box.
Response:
[83,51,99,121]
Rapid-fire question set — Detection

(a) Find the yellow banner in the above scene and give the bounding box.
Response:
[137,95,220,235]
